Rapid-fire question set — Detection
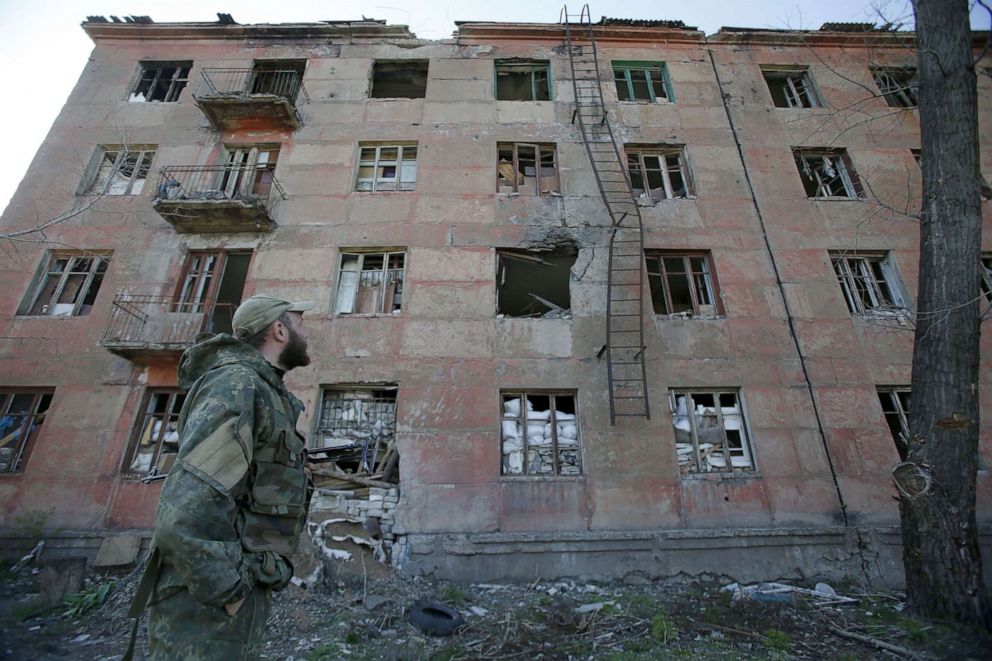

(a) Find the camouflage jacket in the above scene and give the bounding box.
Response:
[151,334,310,607]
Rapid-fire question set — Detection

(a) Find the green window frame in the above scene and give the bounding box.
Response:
[494,60,552,101]
[612,61,673,103]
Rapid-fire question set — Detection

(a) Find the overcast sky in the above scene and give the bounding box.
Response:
[0,0,984,215]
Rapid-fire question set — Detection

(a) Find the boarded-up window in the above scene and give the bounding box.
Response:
[670,390,754,474]
[313,387,397,473]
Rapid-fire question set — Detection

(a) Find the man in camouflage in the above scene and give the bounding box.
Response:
[130,295,314,660]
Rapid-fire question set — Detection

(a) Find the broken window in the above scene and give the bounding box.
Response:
[872,67,918,108]
[981,254,992,305]
[218,144,280,199]
[496,249,575,318]
[762,67,820,108]
[613,61,673,102]
[130,62,191,102]
[82,145,156,196]
[626,146,692,200]
[311,387,397,474]
[334,251,405,314]
[497,143,560,195]
[20,251,109,317]
[250,59,307,98]
[495,60,551,101]
[877,387,911,460]
[831,252,907,315]
[0,391,53,474]
[911,148,922,168]
[670,390,754,474]
[794,149,861,198]
[371,60,428,98]
[501,392,580,476]
[646,252,719,317]
[172,250,251,334]
[124,390,185,476]
[356,143,417,192]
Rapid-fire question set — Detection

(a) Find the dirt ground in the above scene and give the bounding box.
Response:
[1,559,990,660]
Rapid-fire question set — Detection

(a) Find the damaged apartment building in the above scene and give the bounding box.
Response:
[0,10,990,585]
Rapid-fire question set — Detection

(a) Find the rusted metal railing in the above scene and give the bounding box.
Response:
[101,294,235,349]
[154,165,286,216]
[196,68,309,105]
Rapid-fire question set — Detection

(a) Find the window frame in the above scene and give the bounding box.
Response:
[645,251,721,317]
[370,60,429,99]
[494,60,552,101]
[355,143,418,192]
[626,146,693,200]
[496,142,560,195]
[762,67,821,108]
[332,249,406,315]
[831,252,907,315]
[82,145,156,197]
[872,67,918,108]
[500,390,581,477]
[877,387,911,460]
[312,386,398,473]
[794,149,861,199]
[130,61,192,103]
[122,389,186,477]
[612,61,673,103]
[19,251,110,317]
[669,389,755,475]
[0,390,53,475]
[980,254,992,306]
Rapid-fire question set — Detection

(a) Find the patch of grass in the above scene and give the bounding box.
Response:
[306,644,340,661]
[625,593,656,617]
[344,629,361,645]
[651,613,678,644]
[904,618,929,644]
[11,599,49,621]
[763,628,790,652]
[443,586,466,607]
[64,580,114,617]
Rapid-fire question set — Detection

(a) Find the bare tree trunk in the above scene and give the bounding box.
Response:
[898,0,990,629]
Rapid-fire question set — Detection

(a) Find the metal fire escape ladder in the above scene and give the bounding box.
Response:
[561,5,650,425]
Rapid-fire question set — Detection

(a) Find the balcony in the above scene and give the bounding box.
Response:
[152,166,284,233]
[194,68,309,130]
[100,294,235,361]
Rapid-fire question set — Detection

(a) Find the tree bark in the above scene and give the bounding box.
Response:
[899,0,990,630]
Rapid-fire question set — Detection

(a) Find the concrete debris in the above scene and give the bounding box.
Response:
[722,581,858,605]
[575,600,617,613]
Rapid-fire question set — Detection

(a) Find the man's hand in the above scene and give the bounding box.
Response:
[224,598,245,616]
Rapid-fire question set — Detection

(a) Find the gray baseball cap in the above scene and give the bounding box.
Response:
[232,294,314,338]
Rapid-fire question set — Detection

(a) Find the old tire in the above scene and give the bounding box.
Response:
[407,600,465,636]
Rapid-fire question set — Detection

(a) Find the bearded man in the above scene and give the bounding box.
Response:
[126,294,315,660]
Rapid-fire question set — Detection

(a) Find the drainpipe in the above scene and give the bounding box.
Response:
[706,48,848,526]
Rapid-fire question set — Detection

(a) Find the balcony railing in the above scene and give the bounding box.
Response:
[194,68,308,129]
[100,294,235,359]
[152,165,284,233]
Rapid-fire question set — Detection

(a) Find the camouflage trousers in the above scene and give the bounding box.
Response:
[147,585,272,660]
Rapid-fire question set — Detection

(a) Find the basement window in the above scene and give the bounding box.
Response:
[19,251,109,317]
[878,387,911,460]
[831,252,907,315]
[495,60,551,101]
[312,387,397,473]
[794,149,861,198]
[497,142,560,195]
[670,390,755,474]
[501,391,580,476]
[980,254,992,305]
[626,146,692,200]
[762,67,820,108]
[123,390,185,476]
[872,67,918,108]
[0,390,53,474]
[130,62,191,102]
[646,251,719,317]
[81,145,156,196]
[496,249,575,318]
[371,60,428,98]
[356,143,418,191]
[334,251,405,314]
[613,61,673,102]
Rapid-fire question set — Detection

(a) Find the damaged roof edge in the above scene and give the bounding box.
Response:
[81,18,418,42]
[455,21,705,43]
